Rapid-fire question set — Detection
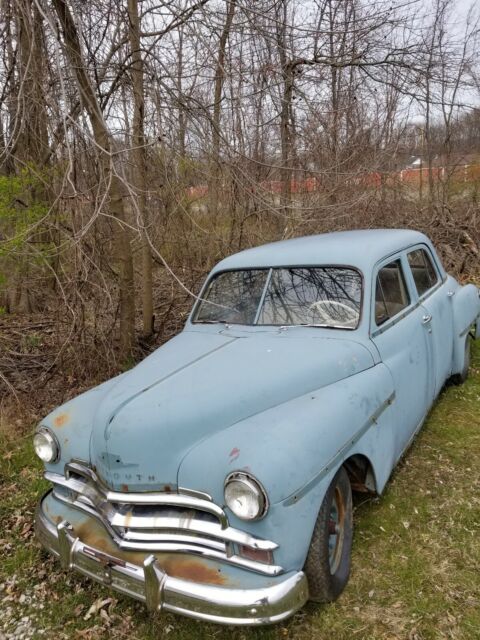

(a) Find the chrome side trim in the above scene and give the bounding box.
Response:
[282,391,395,506]
[35,502,309,626]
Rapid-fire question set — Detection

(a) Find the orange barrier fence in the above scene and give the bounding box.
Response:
[186,164,480,199]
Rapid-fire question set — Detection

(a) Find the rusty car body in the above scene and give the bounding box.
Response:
[34,229,480,625]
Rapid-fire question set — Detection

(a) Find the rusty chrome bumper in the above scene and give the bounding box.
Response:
[35,500,309,625]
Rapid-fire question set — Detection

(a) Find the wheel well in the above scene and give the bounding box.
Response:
[343,454,377,494]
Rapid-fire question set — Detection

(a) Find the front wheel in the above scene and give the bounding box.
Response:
[304,466,353,603]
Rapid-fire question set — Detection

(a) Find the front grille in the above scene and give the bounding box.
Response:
[110,503,227,553]
[45,461,282,576]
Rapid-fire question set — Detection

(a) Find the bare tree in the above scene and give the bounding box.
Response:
[49,0,136,356]
[128,0,153,338]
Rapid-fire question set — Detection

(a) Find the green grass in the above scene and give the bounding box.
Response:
[1,343,480,639]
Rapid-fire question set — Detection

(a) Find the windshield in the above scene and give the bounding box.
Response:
[193,267,362,329]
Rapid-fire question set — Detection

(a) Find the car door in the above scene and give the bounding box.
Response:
[405,246,453,394]
[371,254,435,460]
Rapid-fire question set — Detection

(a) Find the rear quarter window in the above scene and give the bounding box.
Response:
[407,248,439,296]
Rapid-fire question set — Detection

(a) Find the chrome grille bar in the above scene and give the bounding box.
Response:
[62,462,227,527]
[44,463,281,576]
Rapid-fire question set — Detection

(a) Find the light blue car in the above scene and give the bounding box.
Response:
[34,229,480,625]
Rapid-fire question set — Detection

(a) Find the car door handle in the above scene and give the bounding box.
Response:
[422,314,432,324]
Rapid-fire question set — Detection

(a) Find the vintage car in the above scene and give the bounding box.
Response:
[34,229,480,625]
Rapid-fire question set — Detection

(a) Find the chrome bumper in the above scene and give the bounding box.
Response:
[35,500,309,625]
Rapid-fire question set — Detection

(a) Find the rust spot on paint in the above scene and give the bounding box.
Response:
[164,485,172,493]
[229,447,240,463]
[52,516,228,586]
[53,413,69,428]
[120,484,129,492]
[74,521,143,565]
[163,558,225,585]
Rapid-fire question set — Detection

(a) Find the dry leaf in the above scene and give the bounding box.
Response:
[83,597,113,621]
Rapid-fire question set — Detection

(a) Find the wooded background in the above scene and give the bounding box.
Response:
[0,0,479,419]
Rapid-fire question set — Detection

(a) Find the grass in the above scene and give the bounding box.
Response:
[1,343,480,639]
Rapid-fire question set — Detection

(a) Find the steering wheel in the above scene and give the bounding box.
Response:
[309,300,358,326]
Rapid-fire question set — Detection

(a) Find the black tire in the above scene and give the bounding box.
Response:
[304,466,353,603]
[451,336,471,385]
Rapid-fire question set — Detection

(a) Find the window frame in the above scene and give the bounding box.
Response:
[406,246,441,300]
[190,264,365,330]
[370,244,446,337]
[373,258,411,328]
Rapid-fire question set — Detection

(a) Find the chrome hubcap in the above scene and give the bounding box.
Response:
[328,486,345,574]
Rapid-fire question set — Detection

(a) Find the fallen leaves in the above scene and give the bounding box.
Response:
[83,597,115,621]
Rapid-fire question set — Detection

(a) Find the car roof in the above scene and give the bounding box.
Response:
[212,229,431,274]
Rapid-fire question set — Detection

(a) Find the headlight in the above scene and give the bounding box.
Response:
[224,472,268,520]
[33,428,60,463]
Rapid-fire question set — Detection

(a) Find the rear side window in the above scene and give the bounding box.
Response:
[375,260,410,326]
[407,248,438,296]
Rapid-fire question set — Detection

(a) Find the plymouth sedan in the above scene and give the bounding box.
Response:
[34,229,480,625]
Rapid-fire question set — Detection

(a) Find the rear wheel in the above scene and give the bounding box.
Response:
[451,335,471,385]
[304,466,353,602]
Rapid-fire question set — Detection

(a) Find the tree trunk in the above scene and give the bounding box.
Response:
[51,0,135,356]
[275,0,293,224]
[128,0,153,338]
[211,0,237,215]
[13,0,49,168]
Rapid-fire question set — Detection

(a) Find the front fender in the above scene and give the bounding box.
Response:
[39,373,127,474]
[178,364,395,571]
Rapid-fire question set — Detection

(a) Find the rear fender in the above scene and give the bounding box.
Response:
[452,283,480,372]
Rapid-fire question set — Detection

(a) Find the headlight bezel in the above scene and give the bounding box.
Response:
[33,427,60,463]
[224,471,269,521]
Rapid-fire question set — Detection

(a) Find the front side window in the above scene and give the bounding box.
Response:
[194,267,362,329]
[375,259,410,326]
[407,248,439,296]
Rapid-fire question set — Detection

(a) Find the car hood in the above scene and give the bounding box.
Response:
[89,328,374,491]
